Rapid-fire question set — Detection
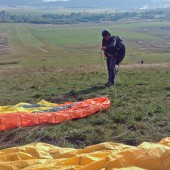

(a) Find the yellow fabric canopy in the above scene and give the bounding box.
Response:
[0,137,169,170]
[0,100,58,114]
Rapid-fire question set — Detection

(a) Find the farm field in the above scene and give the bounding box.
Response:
[0,20,170,149]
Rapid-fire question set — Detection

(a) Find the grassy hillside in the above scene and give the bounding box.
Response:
[0,21,169,149]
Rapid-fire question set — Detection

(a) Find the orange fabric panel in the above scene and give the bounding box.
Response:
[20,112,40,127]
[38,112,56,124]
[0,113,21,130]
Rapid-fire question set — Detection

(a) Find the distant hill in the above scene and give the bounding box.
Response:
[1,0,170,9]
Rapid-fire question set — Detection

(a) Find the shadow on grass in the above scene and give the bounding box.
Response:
[53,84,106,103]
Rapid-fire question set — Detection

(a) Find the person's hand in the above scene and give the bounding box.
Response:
[101,46,107,51]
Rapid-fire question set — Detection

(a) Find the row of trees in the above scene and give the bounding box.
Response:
[0,9,169,24]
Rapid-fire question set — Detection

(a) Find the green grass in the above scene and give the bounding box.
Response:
[0,20,169,149]
[16,25,44,47]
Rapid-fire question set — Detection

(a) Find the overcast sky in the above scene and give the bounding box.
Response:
[44,0,170,1]
[43,0,70,2]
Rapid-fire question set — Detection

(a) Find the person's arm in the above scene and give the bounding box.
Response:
[101,39,108,56]
[101,39,106,51]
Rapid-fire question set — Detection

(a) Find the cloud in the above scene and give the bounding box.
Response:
[139,5,148,9]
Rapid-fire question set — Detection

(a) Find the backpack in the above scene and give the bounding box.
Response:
[113,36,126,65]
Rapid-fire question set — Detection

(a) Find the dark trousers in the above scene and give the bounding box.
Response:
[106,56,117,84]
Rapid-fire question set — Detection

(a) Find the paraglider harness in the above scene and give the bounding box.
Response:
[114,36,126,65]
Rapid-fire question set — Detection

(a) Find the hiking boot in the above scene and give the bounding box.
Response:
[105,81,114,87]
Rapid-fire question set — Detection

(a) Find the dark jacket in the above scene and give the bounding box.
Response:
[102,36,117,57]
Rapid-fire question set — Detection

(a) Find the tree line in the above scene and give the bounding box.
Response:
[0,9,169,24]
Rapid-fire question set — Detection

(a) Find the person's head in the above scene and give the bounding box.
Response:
[102,29,111,41]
